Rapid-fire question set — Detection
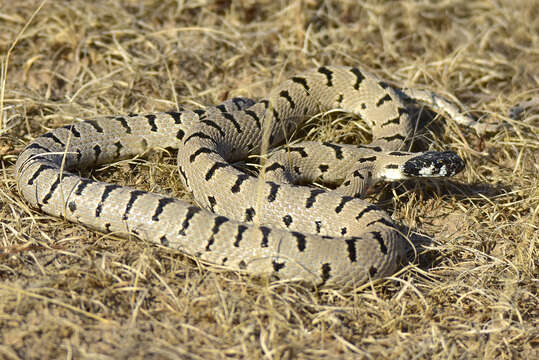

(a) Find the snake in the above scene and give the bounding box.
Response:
[15,66,494,287]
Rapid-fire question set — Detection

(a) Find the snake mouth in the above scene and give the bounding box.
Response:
[402,151,465,178]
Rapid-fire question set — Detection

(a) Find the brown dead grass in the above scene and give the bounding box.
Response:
[0,0,537,359]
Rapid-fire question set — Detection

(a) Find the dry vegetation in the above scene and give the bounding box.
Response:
[0,0,538,359]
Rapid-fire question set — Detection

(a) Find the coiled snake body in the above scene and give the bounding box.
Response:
[16,66,489,286]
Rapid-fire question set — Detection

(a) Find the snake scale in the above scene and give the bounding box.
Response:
[15,66,491,286]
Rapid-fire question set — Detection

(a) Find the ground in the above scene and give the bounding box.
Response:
[0,0,537,359]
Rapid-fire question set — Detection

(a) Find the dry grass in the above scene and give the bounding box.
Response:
[1,0,538,359]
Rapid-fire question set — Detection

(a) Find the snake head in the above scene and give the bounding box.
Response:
[402,151,465,178]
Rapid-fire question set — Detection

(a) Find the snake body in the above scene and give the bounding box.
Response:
[16,66,485,286]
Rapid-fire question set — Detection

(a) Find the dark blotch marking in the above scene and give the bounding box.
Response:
[160,236,169,246]
[86,120,104,133]
[42,176,61,204]
[358,156,376,163]
[189,147,215,163]
[123,190,146,220]
[319,164,329,173]
[234,225,248,247]
[232,97,252,109]
[42,132,65,147]
[68,201,77,212]
[260,226,271,248]
[206,216,229,251]
[385,164,399,169]
[289,146,308,158]
[61,125,81,137]
[322,142,344,159]
[184,131,218,145]
[318,67,333,86]
[178,206,202,235]
[165,111,182,124]
[208,196,217,212]
[205,162,228,181]
[193,109,206,117]
[398,107,410,116]
[74,178,92,195]
[350,67,365,90]
[244,109,261,129]
[93,144,102,162]
[335,196,354,214]
[267,181,280,202]
[112,141,123,158]
[291,76,310,92]
[371,231,388,255]
[279,90,296,109]
[266,162,285,173]
[283,215,292,227]
[95,184,121,218]
[244,207,255,222]
[381,116,401,127]
[306,189,325,208]
[381,134,406,142]
[152,197,175,222]
[321,263,331,282]
[222,112,243,133]
[345,237,357,262]
[25,143,50,153]
[352,169,365,179]
[26,164,54,185]
[376,94,393,107]
[368,217,396,231]
[369,266,377,277]
[176,129,185,140]
[315,220,322,233]
[291,231,306,252]
[231,174,249,193]
[341,227,347,235]
[272,261,285,272]
[114,116,132,133]
[201,119,226,137]
[355,204,379,220]
[145,114,157,132]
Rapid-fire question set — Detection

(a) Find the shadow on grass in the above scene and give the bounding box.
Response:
[390,179,512,273]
